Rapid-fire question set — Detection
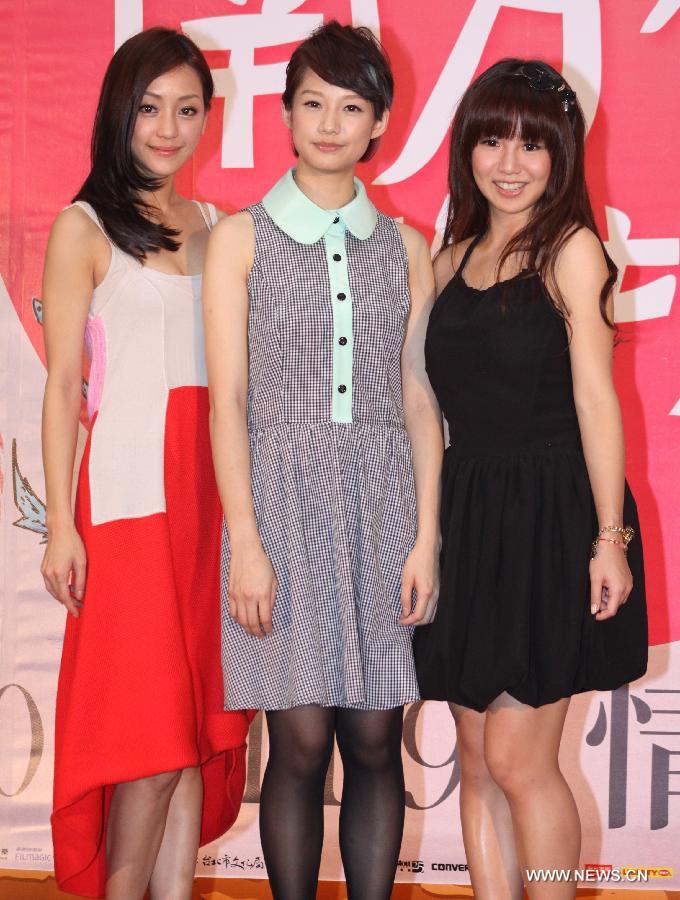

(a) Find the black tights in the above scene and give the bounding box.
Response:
[259,705,405,900]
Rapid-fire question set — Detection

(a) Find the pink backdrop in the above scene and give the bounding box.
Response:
[1,0,679,887]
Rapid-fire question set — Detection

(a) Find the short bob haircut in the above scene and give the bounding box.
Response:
[282,20,393,162]
[442,58,616,327]
[74,27,213,261]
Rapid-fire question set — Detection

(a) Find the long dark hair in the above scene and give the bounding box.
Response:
[282,20,393,163]
[74,27,213,261]
[442,58,616,327]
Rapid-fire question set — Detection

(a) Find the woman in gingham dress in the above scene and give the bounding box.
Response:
[203,21,443,900]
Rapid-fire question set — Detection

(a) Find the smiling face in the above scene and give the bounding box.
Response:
[471,132,551,223]
[131,64,208,180]
[284,68,389,174]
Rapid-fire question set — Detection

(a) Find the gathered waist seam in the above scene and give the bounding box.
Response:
[248,420,408,436]
[446,435,582,459]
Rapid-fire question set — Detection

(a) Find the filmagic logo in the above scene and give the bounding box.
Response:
[13,847,52,864]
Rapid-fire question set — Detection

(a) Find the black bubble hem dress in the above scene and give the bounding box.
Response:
[413,237,648,711]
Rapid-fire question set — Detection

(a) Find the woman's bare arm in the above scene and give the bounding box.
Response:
[202,212,277,638]
[557,227,632,620]
[398,223,444,625]
[41,207,103,615]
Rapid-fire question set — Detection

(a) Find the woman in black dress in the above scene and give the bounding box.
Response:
[413,60,647,898]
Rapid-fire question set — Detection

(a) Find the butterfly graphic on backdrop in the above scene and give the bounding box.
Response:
[12,438,47,542]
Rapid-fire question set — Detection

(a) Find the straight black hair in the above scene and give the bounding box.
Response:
[74,27,213,261]
[282,20,393,162]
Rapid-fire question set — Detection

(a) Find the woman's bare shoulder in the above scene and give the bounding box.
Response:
[210,210,254,240]
[50,204,102,243]
[46,205,109,274]
[205,210,256,276]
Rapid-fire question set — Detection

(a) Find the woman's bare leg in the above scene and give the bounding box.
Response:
[105,769,182,900]
[453,703,524,899]
[485,694,580,899]
[149,766,203,899]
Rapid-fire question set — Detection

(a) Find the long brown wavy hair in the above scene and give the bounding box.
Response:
[442,58,616,327]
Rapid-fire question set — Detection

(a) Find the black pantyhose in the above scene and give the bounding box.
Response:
[259,705,405,900]
[336,707,406,899]
[260,706,335,900]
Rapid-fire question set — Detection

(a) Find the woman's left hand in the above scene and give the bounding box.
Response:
[589,542,633,620]
[399,537,440,626]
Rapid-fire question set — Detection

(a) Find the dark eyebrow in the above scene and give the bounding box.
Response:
[299,89,364,101]
[142,91,201,101]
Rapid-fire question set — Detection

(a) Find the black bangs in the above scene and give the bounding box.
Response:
[464,73,564,152]
[283,21,393,118]
[307,55,392,117]
[283,20,394,161]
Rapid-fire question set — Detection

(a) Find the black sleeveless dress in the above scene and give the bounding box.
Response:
[413,236,648,711]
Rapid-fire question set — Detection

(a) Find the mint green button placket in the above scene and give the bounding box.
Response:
[325,217,353,423]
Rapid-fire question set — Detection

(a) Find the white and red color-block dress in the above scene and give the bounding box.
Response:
[51,200,251,899]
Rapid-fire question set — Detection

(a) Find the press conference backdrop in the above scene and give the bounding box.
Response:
[1,0,679,888]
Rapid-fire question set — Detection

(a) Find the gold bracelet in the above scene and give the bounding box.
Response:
[599,525,635,547]
[599,536,627,549]
[591,536,628,558]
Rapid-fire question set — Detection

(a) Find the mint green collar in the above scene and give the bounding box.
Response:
[262,169,378,244]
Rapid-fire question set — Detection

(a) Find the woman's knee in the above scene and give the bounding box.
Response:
[175,766,202,792]
[143,769,183,794]
[484,743,551,797]
[484,696,569,796]
[338,736,398,772]
[336,713,403,772]
[458,746,494,792]
[122,769,183,799]
[268,724,334,777]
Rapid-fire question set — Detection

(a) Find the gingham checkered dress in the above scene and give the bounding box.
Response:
[220,176,420,711]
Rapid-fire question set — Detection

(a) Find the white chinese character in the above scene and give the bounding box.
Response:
[604,207,679,324]
[374,0,602,186]
[641,0,680,33]
[183,2,322,168]
[114,0,143,49]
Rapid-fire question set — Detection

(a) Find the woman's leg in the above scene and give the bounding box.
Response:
[452,704,524,900]
[105,769,183,900]
[335,707,405,900]
[259,705,335,900]
[149,766,203,899]
[485,694,580,899]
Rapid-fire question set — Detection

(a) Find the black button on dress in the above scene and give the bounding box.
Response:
[413,235,648,710]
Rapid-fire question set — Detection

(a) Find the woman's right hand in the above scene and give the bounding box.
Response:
[41,524,87,618]
[228,542,278,638]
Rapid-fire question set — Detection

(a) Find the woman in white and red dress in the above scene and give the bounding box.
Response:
[40,28,250,900]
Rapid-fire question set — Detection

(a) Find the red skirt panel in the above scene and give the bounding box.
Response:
[52,386,251,898]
